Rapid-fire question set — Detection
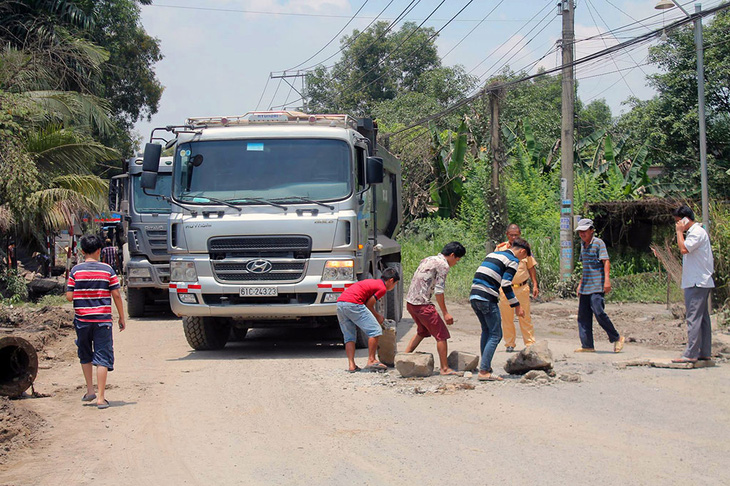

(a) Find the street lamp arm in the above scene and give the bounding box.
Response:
[669,0,692,18]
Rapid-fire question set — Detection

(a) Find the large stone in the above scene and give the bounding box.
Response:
[377,319,397,366]
[395,352,434,378]
[447,351,478,371]
[504,341,553,375]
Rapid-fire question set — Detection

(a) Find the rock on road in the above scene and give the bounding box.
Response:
[1,301,729,485]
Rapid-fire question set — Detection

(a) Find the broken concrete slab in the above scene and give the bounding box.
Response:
[504,341,553,375]
[395,352,434,378]
[377,319,397,366]
[447,351,478,371]
[615,358,716,369]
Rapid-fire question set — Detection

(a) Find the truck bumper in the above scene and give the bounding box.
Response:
[168,275,353,319]
[126,258,170,290]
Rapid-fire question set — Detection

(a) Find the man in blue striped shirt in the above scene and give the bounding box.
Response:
[575,219,624,353]
[470,238,531,381]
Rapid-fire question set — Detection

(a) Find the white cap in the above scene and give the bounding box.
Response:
[575,218,594,231]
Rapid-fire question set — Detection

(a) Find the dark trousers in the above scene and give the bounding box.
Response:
[683,286,712,359]
[578,293,620,349]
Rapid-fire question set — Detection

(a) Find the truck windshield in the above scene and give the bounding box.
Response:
[132,173,172,214]
[173,139,351,203]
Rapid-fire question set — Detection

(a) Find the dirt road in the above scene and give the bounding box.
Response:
[2,300,729,485]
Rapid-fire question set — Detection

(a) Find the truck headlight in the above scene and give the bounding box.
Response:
[322,260,354,281]
[128,268,151,278]
[171,261,198,282]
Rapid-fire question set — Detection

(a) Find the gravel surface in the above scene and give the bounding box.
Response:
[1,299,729,485]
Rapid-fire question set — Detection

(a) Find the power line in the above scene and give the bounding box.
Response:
[295,0,397,73]
[255,75,271,111]
[475,9,558,83]
[381,2,730,140]
[466,1,554,78]
[441,0,505,61]
[331,0,447,106]
[147,3,547,22]
[583,0,637,97]
[348,0,476,102]
[284,0,370,72]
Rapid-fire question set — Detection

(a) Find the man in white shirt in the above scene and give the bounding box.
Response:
[672,205,714,363]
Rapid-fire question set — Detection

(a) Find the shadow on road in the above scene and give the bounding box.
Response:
[170,318,417,361]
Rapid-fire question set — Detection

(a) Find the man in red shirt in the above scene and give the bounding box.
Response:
[336,268,399,372]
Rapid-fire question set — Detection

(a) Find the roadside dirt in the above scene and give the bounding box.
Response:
[1,298,729,485]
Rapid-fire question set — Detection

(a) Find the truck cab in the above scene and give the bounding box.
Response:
[140,111,402,350]
[109,156,173,316]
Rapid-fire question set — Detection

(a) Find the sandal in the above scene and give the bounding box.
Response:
[346,366,361,373]
[364,362,387,371]
[671,357,698,363]
[478,373,503,382]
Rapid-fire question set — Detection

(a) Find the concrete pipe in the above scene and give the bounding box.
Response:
[0,336,38,398]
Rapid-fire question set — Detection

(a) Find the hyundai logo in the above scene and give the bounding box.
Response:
[246,259,273,274]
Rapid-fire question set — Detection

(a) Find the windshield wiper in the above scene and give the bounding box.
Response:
[182,195,242,212]
[272,196,334,210]
[228,197,288,210]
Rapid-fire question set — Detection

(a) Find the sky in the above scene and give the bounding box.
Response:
[133,0,719,145]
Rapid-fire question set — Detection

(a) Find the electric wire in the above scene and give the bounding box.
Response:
[441,0,505,61]
[266,77,283,110]
[586,0,648,77]
[465,1,554,78]
[284,0,370,71]
[296,0,397,73]
[583,0,637,97]
[348,0,476,102]
[331,0,448,105]
[475,10,558,83]
[255,74,271,111]
[381,2,730,140]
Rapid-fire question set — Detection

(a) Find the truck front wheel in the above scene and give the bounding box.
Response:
[126,288,146,317]
[183,316,231,350]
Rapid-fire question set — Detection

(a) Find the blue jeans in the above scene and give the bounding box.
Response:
[336,301,383,343]
[471,299,502,373]
[577,293,620,349]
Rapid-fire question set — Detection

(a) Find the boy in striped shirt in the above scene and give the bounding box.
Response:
[470,238,531,381]
[66,234,126,409]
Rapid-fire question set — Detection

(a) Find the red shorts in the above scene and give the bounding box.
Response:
[406,303,450,341]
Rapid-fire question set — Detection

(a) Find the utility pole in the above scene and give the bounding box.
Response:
[487,84,506,252]
[559,0,575,281]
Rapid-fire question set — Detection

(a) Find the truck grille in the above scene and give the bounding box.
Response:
[212,260,306,282]
[146,229,168,259]
[208,236,311,258]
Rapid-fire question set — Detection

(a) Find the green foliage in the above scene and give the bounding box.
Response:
[399,217,485,302]
[710,202,730,311]
[0,270,29,304]
[429,121,468,218]
[305,21,476,117]
[616,10,730,198]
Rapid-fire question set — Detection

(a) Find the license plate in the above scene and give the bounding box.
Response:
[239,287,278,297]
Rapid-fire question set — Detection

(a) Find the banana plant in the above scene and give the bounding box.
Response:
[429,120,468,218]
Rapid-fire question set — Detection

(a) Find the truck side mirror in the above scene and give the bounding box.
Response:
[141,143,161,190]
[365,156,384,185]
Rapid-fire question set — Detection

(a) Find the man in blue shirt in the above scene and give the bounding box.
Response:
[470,238,531,381]
[575,219,624,353]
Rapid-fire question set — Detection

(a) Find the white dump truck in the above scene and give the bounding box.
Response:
[140,111,403,350]
[109,156,173,316]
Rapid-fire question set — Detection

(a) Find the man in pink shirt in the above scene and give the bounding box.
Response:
[336,268,400,372]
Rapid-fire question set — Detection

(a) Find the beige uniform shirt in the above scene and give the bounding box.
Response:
[495,241,537,285]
